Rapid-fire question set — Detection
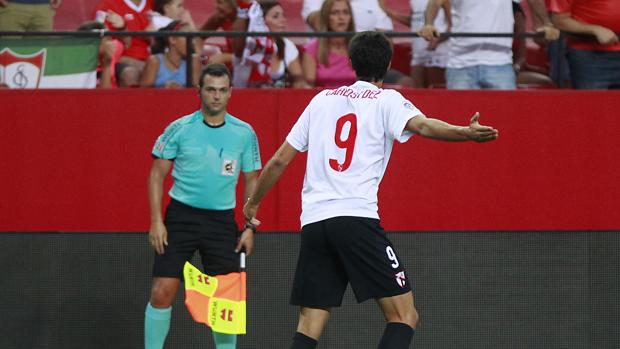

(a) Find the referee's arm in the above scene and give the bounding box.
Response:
[148,158,173,255]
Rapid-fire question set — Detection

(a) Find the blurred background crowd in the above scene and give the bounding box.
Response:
[0,0,618,89]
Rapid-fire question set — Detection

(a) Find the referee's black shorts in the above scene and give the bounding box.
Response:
[152,199,240,278]
[290,216,411,307]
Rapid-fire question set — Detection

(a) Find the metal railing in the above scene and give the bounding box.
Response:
[0,30,600,88]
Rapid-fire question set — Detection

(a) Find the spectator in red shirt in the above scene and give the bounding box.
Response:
[549,0,620,89]
[94,0,152,87]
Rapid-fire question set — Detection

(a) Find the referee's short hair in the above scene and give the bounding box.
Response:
[200,63,232,88]
[348,31,393,83]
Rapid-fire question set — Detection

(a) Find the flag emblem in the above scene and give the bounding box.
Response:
[0,48,46,88]
[0,37,99,88]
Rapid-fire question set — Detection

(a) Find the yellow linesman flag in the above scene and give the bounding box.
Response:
[183,261,247,334]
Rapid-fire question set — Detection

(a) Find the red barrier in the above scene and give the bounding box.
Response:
[1,88,619,232]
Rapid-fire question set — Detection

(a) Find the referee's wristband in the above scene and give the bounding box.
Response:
[244,222,257,233]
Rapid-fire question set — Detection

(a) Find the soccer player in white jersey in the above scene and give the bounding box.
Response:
[244,31,498,349]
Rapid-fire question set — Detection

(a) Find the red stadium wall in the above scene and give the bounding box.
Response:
[1,89,619,232]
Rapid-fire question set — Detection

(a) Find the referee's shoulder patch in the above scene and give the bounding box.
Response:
[157,114,197,147]
[227,114,254,131]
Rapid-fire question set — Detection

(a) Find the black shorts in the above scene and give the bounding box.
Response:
[290,216,411,307]
[152,199,240,278]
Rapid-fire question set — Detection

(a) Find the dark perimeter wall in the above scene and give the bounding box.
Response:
[1,232,618,349]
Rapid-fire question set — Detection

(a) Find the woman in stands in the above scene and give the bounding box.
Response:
[261,1,307,87]
[233,0,307,87]
[140,20,201,88]
[302,0,356,88]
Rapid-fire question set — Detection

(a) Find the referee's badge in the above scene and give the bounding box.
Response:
[221,159,237,176]
[395,271,406,288]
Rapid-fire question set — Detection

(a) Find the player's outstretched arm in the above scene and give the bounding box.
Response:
[406,112,499,142]
[243,141,298,225]
[236,170,259,256]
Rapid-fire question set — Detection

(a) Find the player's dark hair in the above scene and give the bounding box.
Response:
[199,63,232,87]
[348,31,393,82]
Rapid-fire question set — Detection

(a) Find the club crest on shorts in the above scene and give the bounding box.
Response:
[395,271,406,288]
[221,159,237,176]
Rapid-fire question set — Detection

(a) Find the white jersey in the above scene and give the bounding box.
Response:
[286,81,422,227]
[448,0,514,68]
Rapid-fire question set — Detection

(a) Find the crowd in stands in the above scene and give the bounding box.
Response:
[0,0,618,89]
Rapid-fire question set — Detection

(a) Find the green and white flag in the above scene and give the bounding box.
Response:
[0,37,99,88]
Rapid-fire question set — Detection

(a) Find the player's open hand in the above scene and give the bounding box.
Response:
[149,221,168,255]
[468,112,499,142]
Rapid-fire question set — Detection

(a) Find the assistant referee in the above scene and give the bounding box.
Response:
[144,63,261,349]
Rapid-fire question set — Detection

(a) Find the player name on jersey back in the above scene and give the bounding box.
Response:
[325,87,382,99]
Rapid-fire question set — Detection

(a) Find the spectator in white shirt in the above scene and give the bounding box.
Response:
[419,0,558,89]
[302,0,392,31]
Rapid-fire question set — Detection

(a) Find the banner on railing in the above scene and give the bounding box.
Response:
[0,37,99,88]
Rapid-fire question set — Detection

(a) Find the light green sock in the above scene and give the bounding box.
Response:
[213,331,237,349]
[144,303,171,349]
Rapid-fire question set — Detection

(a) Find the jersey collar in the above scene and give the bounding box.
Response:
[351,80,380,89]
[201,112,228,128]
[123,0,147,12]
